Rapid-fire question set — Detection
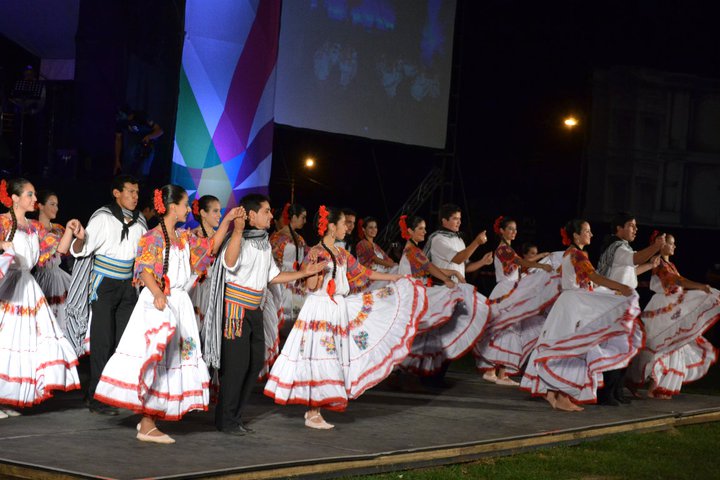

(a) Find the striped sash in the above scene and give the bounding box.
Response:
[89,255,134,301]
[223,282,263,339]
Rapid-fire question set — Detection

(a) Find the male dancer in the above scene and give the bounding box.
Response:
[425,203,492,281]
[66,175,147,415]
[596,212,664,405]
[203,194,325,435]
[422,203,492,385]
[334,208,357,254]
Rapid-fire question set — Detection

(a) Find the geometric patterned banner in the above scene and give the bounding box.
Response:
[172,0,280,208]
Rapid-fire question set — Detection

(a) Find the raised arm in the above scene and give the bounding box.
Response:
[451,230,487,264]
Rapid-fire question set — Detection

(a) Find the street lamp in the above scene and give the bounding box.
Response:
[563,116,579,128]
[291,156,317,204]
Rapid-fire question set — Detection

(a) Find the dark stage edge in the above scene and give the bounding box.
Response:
[1,372,719,480]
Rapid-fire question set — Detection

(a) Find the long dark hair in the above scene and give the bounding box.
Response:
[5,178,31,243]
[196,194,219,238]
[156,184,187,291]
[564,218,588,250]
[316,206,343,282]
[287,203,306,270]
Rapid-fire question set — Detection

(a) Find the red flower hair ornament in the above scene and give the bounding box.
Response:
[317,205,329,236]
[192,198,200,216]
[493,215,504,235]
[357,218,365,240]
[0,180,12,208]
[649,229,661,246]
[153,189,166,215]
[399,215,411,240]
[560,227,571,247]
[281,203,290,226]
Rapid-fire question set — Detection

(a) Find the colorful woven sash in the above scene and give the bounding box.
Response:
[223,282,263,339]
[89,255,134,301]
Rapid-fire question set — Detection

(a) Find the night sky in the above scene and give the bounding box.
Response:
[272,0,720,277]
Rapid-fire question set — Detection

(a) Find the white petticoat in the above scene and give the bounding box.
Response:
[474,269,560,374]
[627,288,720,395]
[521,287,642,403]
[0,268,80,407]
[33,256,71,331]
[94,287,210,420]
[401,283,489,375]
[264,278,426,411]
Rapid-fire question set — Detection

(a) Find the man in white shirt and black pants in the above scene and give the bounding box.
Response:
[422,203,492,386]
[596,212,664,405]
[203,194,325,435]
[67,175,147,415]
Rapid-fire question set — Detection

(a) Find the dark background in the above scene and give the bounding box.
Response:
[2,0,720,293]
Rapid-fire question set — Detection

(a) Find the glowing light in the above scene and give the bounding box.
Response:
[564,116,579,128]
[304,157,315,168]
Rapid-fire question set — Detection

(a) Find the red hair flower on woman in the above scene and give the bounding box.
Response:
[192,198,200,216]
[560,227,571,246]
[153,189,166,215]
[357,218,365,240]
[649,229,660,245]
[493,215,504,235]
[317,205,329,236]
[399,215,410,240]
[281,203,290,226]
[0,180,11,208]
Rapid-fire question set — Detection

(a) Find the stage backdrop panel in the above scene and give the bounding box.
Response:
[172,0,280,207]
[274,0,457,149]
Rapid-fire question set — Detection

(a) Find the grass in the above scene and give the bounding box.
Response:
[345,422,720,480]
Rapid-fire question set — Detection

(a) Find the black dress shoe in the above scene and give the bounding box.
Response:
[88,402,119,416]
[598,397,620,406]
[615,394,632,404]
[220,423,254,435]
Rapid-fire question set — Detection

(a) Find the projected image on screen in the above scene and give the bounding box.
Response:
[274,0,457,149]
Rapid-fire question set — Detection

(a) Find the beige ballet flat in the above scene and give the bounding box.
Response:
[136,427,175,444]
[304,411,334,430]
[1,408,21,417]
[0,410,8,419]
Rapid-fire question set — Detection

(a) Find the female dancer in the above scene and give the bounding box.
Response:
[33,190,72,331]
[629,232,720,399]
[94,185,240,443]
[474,216,559,385]
[189,194,236,328]
[521,219,641,411]
[397,215,491,375]
[269,203,308,325]
[264,206,426,429]
[0,178,81,417]
[356,217,397,273]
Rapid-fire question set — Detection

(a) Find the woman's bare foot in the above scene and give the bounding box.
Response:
[555,393,584,411]
[304,409,334,430]
[545,391,558,409]
[647,390,672,400]
[482,370,498,383]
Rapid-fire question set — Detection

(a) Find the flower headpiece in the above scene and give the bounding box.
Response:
[649,229,661,246]
[318,205,329,236]
[0,180,11,208]
[357,218,366,240]
[560,227,571,247]
[493,215,504,235]
[192,198,200,216]
[153,189,166,215]
[399,215,411,240]
[282,203,290,226]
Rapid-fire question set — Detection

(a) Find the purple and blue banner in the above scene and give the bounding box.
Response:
[172,0,280,207]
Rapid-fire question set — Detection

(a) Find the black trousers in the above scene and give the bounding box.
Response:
[88,278,137,400]
[598,367,627,403]
[215,308,265,431]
